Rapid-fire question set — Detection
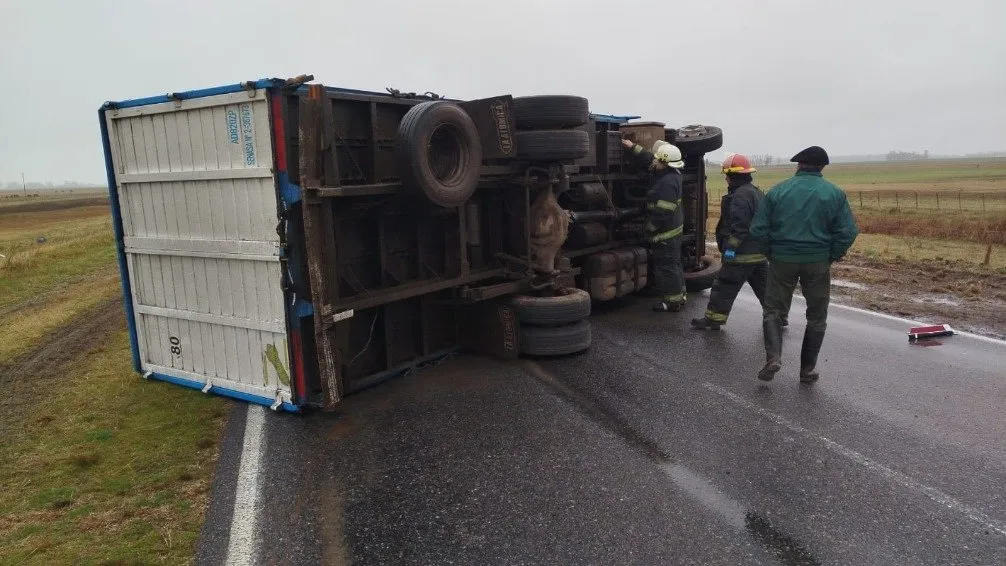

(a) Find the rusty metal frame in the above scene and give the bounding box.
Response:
[288,81,710,409]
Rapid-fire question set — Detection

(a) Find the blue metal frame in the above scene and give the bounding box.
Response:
[149,371,300,413]
[266,86,311,409]
[98,109,142,374]
[99,77,304,414]
[590,113,641,124]
[103,78,287,109]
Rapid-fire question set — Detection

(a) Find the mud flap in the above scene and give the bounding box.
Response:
[459,96,516,159]
[457,300,520,358]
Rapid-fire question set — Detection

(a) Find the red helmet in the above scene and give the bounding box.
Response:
[721,153,757,174]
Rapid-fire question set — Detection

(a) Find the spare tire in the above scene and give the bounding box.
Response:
[684,256,721,292]
[515,130,591,162]
[514,95,590,130]
[397,101,482,208]
[673,125,723,156]
[510,287,591,326]
[520,320,592,356]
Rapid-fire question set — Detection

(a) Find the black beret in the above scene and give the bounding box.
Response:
[790,146,830,166]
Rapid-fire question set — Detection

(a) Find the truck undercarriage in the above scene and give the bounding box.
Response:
[276,80,724,409]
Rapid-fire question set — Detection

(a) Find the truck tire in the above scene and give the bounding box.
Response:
[673,125,723,156]
[515,130,590,162]
[510,287,591,326]
[397,101,483,208]
[684,256,720,292]
[514,95,590,130]
[520,320,592,356]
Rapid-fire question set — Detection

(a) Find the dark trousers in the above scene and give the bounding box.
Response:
[652,237,685,304]
[764,261,830,331]
[704,261,768,323]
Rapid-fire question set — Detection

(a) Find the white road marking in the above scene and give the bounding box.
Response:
[225,404,266,565]
[702,381,1006,537]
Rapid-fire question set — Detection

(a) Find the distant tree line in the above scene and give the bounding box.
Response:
[886,150,929,162]
[2,180,99,191]
[749,155,779,167]
[704,155,782,168]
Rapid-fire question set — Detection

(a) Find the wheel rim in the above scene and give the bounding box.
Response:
[427,124,467,187]
[677,125,707,139]
[686,258,711,274]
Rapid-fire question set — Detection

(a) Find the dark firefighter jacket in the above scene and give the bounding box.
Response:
[749,171,860,263]
[628,144,684,243]
[715,181,767,264]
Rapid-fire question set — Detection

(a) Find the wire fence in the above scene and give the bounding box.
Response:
[849,190,1006,212]
[710,189,1006,213]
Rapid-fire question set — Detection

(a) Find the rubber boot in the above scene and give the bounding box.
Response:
[691,317,723,331]
[799,329,826,383]
[758,318,783,381]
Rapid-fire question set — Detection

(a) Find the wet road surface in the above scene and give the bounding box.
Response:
[197,290,1006,565]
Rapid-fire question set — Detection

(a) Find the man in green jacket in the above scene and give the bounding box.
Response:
[748,146,859,383]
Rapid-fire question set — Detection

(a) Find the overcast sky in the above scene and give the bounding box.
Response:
[1,0,1004,183]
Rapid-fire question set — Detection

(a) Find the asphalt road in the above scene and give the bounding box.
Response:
[197,290,1006,566]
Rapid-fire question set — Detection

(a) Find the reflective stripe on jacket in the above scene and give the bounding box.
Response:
[626,144,684,243]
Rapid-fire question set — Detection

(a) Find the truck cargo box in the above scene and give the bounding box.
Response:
[99,75,722,413]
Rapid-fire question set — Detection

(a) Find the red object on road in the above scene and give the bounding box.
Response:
[908,324,955,341]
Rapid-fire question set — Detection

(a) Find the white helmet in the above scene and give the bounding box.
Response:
[651,140,669,153]
[653,143,684,169]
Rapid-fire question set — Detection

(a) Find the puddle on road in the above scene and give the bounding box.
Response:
[528,360,822,565]
[911,294,962,307]
[661,464,747,529]
[910,339,945,347]
[744,512,823,566]
[661,464,821,565]
[831,279,868,291]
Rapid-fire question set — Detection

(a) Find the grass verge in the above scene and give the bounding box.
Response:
[0,330,228,565]
[0,213,116,311]
[0,270,122,362]
[1,202,228,565]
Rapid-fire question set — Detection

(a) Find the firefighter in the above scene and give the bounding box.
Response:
[691,153,768,330]
[622,138,687,312]
[749,145,859,383]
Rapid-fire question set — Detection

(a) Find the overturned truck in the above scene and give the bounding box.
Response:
[99,74,723,412]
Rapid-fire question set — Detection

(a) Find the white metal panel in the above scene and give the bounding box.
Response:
[106,91,293,405]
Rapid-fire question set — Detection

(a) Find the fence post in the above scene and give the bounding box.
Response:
[895,191,899,209]
[915,191,919,209]
[859,191,864,208]
[936,192,940,209]
[982,193,986,212]
[958,190,963,212]
[877,192,881,208]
